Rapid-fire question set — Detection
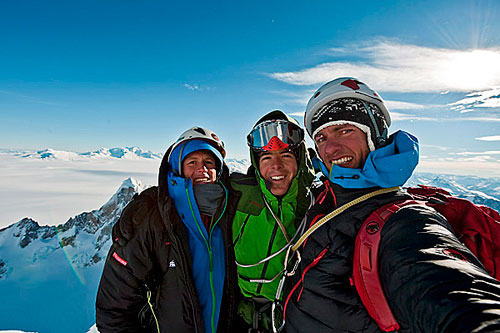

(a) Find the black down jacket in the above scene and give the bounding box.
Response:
[96,154,242,332]
[283,180,500,332]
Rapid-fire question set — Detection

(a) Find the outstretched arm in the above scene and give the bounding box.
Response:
[379,205,500,333]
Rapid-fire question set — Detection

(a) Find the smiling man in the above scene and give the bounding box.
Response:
[182,150,218,184]
[282,78,500,332]
[257,148,298,196]
[314,123,370,170]
[231,110,315,332]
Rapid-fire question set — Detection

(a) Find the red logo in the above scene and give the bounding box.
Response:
[112,252,128,266]
[341,79,360,90]
[366,221,380,234]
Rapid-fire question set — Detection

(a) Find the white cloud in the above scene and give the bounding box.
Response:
[0,153,159,227]
[390,112,436,121]
[184,83,200,91]
[455,150,500,155]
[459,116,500,122]
[385,100,425,110]
[183,83,214,92]
[269,41,500,93]
[420,144,449,151]
[417,158,500,177]
[449,88,500,109]
[476,136,500,141]
[270,89,315,105]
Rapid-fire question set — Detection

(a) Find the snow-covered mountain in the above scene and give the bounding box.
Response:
[3,147,248,166]
[0,147,250,228]
[0,178,144,333]
[1,152,500,332]
[225,157,251,174]
[406,173,500,212]
[7,147,163,161]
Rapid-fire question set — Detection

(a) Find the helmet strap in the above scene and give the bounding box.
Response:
[360,100,387,147]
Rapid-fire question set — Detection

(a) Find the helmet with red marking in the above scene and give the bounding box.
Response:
[304,77,391,150]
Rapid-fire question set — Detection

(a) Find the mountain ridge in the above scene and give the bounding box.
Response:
[2,147,163,161]
[1,164,500,332]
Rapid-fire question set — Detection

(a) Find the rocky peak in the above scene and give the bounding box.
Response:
[2,178,146,268]
[11,218,55,248]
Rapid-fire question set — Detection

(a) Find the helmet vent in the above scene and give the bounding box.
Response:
[314,91,321,98]
[193,127,206,135]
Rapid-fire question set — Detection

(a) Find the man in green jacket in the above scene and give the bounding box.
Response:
[231,110,315,332]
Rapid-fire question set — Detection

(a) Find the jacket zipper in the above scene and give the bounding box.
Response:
[207,183,228,333]
[185,183,228,333]
[208,217,216,333]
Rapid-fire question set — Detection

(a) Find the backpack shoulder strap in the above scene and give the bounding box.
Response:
[352,199,423,332]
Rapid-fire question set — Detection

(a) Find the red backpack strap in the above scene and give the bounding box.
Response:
[353,199,422,332]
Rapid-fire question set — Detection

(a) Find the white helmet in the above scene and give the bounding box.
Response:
[304,78,391,146]
[169,126,226,158]
[167,126,226,178]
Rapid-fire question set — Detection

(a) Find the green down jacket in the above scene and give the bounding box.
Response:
[231,142,315,301]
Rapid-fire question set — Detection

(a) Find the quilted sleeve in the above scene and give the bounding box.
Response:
[96,187,164,332]
[378,205,500,333]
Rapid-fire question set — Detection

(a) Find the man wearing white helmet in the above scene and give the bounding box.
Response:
[96,127,243,333]
[282,78,500,332]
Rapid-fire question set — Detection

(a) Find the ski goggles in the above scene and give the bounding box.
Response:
[247,119,304,151]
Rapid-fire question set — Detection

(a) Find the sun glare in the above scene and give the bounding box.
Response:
[442,49,500,91]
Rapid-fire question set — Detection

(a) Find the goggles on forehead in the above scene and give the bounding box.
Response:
[247,119,304,151]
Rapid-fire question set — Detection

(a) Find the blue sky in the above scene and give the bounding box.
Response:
[1,0,500,176]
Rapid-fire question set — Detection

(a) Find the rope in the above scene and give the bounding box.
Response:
[291,186,400,252]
